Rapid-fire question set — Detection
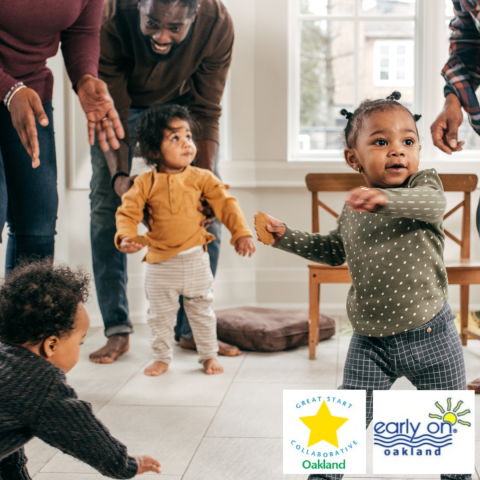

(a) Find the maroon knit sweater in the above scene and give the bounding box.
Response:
[0,0,103,103]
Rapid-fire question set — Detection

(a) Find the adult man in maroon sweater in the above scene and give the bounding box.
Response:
[89,0,239,363]
[0,0,123,274]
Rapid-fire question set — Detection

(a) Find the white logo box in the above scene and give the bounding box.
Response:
[373,391,475,475]
[283,390,366,474]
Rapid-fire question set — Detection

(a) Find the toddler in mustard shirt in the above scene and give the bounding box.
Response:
[115,105,255,376]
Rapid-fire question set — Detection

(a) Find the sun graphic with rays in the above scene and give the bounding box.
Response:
[428,398,471,427]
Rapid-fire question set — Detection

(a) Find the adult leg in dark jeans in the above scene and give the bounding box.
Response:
[88,108,142,363]
[0,102,57,274]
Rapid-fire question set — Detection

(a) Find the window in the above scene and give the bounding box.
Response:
[374,40,414,86]
[289,0,480,159]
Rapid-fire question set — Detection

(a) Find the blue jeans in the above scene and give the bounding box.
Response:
[90,106,221,338]
[0,102,57,274]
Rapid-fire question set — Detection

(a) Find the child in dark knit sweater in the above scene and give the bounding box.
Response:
[262,92,469,480]
[0,261,160,479]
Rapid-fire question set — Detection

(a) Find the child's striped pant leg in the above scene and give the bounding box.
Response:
[145,260,182,364]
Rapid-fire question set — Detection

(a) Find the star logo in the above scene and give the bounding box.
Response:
[299,400,349,448]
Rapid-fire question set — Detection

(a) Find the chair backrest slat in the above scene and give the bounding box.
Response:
[306,173,478,259]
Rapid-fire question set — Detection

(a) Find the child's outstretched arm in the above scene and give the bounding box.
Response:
[0,448,31,480]
[115,174,150,254]
[30,374,160,478]
[263,214,346,266]
[347,169,446,224]
[201,174,255,256]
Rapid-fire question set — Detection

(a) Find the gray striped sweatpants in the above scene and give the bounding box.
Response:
[145,246,218,364]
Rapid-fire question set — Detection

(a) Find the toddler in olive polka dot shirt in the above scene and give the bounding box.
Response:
[276,166,447,337]
[263,93,470,480]
[266,94,448,338]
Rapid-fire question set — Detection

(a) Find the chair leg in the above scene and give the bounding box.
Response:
[460,284,469,346]
[309,279,320,360]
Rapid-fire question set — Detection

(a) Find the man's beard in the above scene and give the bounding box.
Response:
[137,15,193,63]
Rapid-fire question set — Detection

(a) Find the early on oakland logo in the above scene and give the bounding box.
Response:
[372,391,475,475]
[374,397,471,457]
[283,390,366,474]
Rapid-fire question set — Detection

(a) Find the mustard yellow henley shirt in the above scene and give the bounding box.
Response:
[115,166,252,264]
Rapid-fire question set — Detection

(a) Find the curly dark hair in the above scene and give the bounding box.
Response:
[140,0,200,17]
[340,91,422,148]
[0,260,90,346]
[133,104,199,168]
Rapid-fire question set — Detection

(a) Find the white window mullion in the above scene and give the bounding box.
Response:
[354,0,359,107]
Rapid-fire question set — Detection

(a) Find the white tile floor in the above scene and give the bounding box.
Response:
[25,320,480,480]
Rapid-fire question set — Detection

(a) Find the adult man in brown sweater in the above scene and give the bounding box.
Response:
[89,0,238,363]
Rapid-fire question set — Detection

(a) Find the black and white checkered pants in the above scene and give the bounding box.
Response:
[309,302,470,480]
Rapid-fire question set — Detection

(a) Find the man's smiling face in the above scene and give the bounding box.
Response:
[138,0,197,61]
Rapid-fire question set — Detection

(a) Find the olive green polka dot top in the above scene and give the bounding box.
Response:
[275,169,448,337]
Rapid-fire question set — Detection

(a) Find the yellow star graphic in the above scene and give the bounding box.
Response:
[299,400,348,448]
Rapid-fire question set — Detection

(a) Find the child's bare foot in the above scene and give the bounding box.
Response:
[144,361,169,376]
[204,358,223,375]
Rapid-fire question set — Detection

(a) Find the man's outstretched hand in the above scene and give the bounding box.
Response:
[77,74,125,152]
[198,185,229,228]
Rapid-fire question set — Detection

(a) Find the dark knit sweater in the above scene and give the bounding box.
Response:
[0,343,138,479]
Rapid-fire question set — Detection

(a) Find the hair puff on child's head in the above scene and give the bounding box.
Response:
[340,91,422,149]
[133,104,199,168]
[0,260,90,346]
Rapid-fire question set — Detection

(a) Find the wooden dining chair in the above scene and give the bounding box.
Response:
[305,173,480,360]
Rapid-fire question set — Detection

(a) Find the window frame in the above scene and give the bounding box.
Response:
[287,0,480,165]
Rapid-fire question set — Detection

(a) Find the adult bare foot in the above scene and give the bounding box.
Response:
[89,334,129,364]
[218,340,241,357]
[467,377,480,394]
[178,337,241,357]
[204,357,224,375]
[144,361,169,376]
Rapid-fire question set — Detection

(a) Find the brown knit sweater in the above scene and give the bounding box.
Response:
[0,343,138,479]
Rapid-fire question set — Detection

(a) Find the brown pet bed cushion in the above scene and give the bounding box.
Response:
[215,307,335,352]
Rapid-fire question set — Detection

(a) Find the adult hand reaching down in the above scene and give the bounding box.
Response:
[8,86,49,168]
[76,74,125,152]
[430,93,465,154]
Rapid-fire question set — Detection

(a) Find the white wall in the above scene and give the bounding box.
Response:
[1,0,479,328]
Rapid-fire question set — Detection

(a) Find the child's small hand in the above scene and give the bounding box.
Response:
[235,236,256,257]
[134,455,161,474]
[261,215,286,245]
[346,187,387,213]
[119,237,144,254]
